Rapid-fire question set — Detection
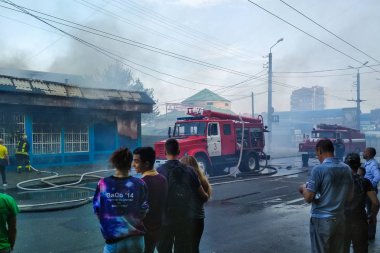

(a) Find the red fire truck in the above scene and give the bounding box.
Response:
[299,124,366,166]
[154,108,269,176]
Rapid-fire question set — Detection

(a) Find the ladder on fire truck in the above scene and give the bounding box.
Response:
[187,107,264,124]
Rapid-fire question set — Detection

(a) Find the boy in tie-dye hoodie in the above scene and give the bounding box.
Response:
[93,147,149,253]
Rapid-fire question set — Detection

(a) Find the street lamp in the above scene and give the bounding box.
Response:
[270,38,284,53]
[348,61,368,130]
[267,38,284,153]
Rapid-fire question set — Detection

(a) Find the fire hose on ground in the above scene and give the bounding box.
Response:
[16,166,114,212]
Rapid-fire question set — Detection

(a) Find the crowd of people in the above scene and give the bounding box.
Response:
[299,139,380,253]
[95,137,380,253]
[93,138,211,253]
[0,137,379,253]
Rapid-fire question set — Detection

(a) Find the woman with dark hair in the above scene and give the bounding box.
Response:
[93,147,149,253]
[180,155,211,253]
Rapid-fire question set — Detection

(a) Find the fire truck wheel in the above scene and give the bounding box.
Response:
[240,152,259,172]
[195,154,213,176]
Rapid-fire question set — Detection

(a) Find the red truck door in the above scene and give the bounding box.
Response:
[220,122,235,155]
[207,122,222,157]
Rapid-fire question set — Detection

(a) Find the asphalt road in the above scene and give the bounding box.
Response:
[12,157,380,253]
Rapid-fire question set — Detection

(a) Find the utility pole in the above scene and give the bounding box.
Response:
[251,92,254,117]
[267,38,283,153]
[268,51,273,152]
[348,61,367,130]
[356,70,361,130]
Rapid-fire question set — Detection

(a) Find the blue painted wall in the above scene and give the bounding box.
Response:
[3,106,142,169]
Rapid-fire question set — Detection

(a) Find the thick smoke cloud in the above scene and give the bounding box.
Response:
[47,19,121,77]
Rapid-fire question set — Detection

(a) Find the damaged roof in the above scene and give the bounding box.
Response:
[0,75,154,112]
[0,75,154,104]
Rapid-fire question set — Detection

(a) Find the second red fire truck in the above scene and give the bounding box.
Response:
[154,108,269,176]
[299,123,366,166]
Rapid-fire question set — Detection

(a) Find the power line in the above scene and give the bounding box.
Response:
[274,64,380,74]
[0,1,272,99]
[214,70,268,94]
[24,0,111,62]
[107,0,258,63]
[225,89,267,98]
[155,73,268,106]
[219,79,267,96]
[279,0,380,64]
[229,94,252,101]
[0,2,258,79]
[0,5,212,89]
[75,0,256,65]
[247,0,369,66]
[71,0,256,78]
[0,0,203,91]
[275,67,352,74]
[105,0,252,61]
[0,12,60,34]
[274,73,353,78]
[274,70,379,78]
[0,0,276,96]
[271,79,354,102]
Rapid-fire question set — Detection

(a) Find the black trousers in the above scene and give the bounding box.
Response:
[0,159,8,184]
[144,228,161,253]
[192,219,204,253]
[343,218,368,253]
[157,219,192,253]
[0,164,6,184]
[15,154,30,172]
[366,187,378,239]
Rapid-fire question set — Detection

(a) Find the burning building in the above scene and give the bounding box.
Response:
[0,74,154,169]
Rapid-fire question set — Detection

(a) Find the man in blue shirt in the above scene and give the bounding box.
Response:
[363,147,380,189]
[299,139,353,253]
[363,147,380,240]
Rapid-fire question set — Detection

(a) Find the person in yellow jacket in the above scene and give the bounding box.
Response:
[0,139,9,187]
[15,135,30,173]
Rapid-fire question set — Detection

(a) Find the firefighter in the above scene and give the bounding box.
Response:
[15,135,30,173]
[335,138,345,162]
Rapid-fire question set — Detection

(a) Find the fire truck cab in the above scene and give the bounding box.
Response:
[154,108,269,176]
[298,124,366,166]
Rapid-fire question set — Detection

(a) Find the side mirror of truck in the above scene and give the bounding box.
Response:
[168,126,172,138]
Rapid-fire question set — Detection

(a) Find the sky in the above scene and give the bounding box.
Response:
[0,0,379,115]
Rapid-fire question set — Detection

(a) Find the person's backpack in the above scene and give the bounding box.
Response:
[166,162,192,221]
[346,174,365,217]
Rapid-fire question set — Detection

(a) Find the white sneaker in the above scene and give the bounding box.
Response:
[3,184,7,187]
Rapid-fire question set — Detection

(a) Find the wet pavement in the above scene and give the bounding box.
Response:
[4,153,380,252]
[1,150,303,212]
[203,162,380,253]
[0,165,113,211]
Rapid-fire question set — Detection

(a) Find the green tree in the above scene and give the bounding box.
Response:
[94,63,134,90]
[93,63,159,123]
[132,78,160,124]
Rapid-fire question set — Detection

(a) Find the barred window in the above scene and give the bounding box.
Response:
[14,113,25,134]
[0,112,25,155]
[32,123,61,154]
[64,125,89,153]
